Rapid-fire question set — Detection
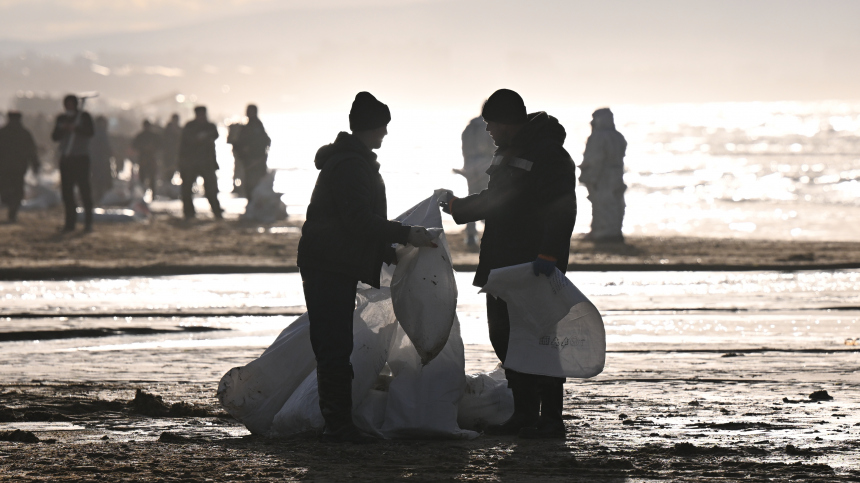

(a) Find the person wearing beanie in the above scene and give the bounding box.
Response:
[297,91,437,444]
[178,106,222,220]
[0,112,40,222]
[580,108,627,242]
[440,88,578,439]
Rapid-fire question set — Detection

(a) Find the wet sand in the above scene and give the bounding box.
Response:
[1,208,859,279]
[2,346,859,481]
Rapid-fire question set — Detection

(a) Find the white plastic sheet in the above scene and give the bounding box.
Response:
[481,263,606,379]
[391,190,458,364]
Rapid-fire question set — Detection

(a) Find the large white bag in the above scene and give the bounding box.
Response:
[269,289,399,437]
[216,313,317,435]
[391,190,457,364]
[480,263,606,378]
[457,365,514,430]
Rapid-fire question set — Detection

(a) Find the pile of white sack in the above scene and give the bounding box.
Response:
[240,171,288,223]
[218,190,606,439]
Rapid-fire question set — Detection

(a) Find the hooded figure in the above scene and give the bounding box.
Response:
[441,88,578,440]
[0,112,40,222]
[580,108,627,242]
[456,115,496,250]
[296,92,437,444]
[232,104,271,202]
[89,116,113,205]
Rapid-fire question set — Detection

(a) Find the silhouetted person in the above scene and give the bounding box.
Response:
[441,89,577,439]
[580,108,627,242]
[0,112,40,222]
[232,104,271,203]
[455,115,496,250]
[179,106,222,220]
[132,120,161,197]
[162,114,181,190]
[89,115,113,205]
[52,94,94,232]
[226,121,244,194]
[297,92,437,444]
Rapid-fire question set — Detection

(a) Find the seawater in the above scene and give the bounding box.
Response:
[183,101,860,241]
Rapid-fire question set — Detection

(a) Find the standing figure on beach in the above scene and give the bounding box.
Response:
[441,89,578,439]
[0,112,40,222]
[455,115,496,251]
[297,92,438,444]
[580,108,627,242]
[52,94,95,232]
[132,120,162,198]
[179,106,222,220]
[232,104,271,203]
[89,116,114,205]
[161,114,182,194]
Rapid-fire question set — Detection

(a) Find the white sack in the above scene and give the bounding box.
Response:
[216,313,317,435]
[457,365,514,431]
[481,263,606,379]
[380,317,477,439]
[391,190,457,364]
[270,289,399,438]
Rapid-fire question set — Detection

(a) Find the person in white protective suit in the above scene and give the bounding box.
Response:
[296,92,438,444]
[440,89,578,439]
[454,116,495,251]
[579,108,627,242]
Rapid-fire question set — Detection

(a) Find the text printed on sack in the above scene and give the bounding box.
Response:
[539,336,586,349]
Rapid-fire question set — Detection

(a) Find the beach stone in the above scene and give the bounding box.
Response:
[0,429,40,443]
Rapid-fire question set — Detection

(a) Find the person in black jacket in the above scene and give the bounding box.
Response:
[232,104,271,202]
[52,94,95,232]
[0,112,40,222]
[179,106,222,220]
[297,92,437,444]
[441,89,578,439]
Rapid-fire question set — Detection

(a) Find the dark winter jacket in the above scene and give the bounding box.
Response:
[52,111,94,157]
[233,118,271,164]
[450,112,577,287]
[297,132,410,288]
[0,121,39,175]
[179,119,219,172]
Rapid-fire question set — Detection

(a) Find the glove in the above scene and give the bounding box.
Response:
[532,255,557,277]
[383,246,397,265]
[438,189,456,214]
[407,226,438,248]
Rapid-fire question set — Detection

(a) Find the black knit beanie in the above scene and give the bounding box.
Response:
[481,89,527,124]
[349,92,391,131]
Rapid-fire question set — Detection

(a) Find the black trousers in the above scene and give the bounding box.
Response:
[300,267,358,371]
[60,155,93,229]
[0,171,25,220]
[180,168,222,219]
[487,293,566,421]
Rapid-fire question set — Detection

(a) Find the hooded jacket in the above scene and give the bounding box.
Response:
[0,120,39,176]
[297,132,410,288]
[450,112,577,287]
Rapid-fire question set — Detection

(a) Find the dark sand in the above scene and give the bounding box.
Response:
[1,208,858,279]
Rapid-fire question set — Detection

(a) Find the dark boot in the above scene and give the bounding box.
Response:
[484,371,540,435]
[316,366,376,444]
[519,378,566,439]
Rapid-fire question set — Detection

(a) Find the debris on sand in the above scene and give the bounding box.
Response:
[721,352,744,357]
[786,444,822,456]
[809,390,833,402]
[158,432,191,444]
[672,442,699,456]
[0,429,40,443]
[688,400,700,406]
[129,389,209,417]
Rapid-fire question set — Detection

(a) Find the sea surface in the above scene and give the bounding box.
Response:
[2,271,858,383]
[182,100,860,241]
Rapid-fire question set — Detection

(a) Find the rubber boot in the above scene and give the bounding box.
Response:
[519,377,566,439]
[484,371,540,435]
[316,366,376,444]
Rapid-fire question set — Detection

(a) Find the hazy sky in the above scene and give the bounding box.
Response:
[2,0,860,109]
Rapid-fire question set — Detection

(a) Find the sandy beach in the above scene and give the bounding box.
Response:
[1,208,858,279]
[1,209,859,481]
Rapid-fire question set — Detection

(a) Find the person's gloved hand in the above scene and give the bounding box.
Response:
[532,255,557,276]
[438,189,456,214]
[407,226,438,248]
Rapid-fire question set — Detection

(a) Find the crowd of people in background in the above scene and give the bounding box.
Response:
[0,96,273,229]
